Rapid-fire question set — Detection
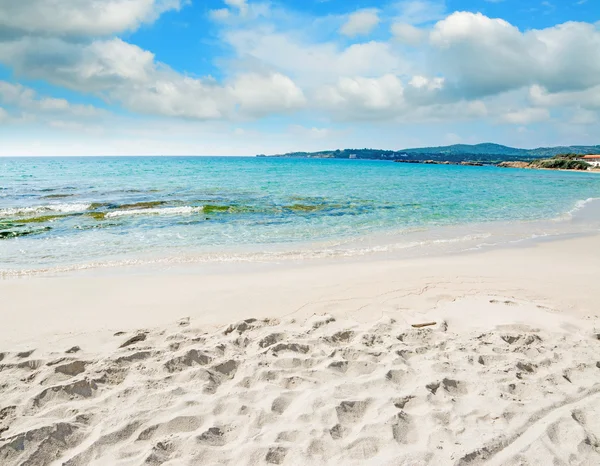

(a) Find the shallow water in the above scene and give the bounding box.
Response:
[1,156,599,275]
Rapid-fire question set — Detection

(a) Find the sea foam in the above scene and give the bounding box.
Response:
[0,203,92,217]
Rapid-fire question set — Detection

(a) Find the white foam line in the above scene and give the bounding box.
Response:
[105,206,204,218]
[567,197,600,216]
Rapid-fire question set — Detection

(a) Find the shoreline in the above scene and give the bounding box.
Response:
[3,195,600,279]
[2,232,599,349]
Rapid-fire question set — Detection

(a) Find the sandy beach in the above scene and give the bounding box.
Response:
[1,235,600,465]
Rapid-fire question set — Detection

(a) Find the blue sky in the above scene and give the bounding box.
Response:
[0,0,598,155]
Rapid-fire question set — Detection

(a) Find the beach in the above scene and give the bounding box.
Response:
[3,0,600,462]
[1,234,599,465]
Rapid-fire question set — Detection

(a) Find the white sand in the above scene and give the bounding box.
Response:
[1,235,600,465]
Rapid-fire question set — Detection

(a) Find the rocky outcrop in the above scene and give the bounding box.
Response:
[497,161,532,169]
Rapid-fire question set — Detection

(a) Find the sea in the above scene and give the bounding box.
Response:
[1,156,600,276]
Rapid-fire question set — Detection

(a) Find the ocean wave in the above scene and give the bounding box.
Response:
[0,203,92,217]
[105,206,204,218]
[567,197,600,216]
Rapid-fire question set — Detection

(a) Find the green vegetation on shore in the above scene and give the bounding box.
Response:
[498,154,592,171]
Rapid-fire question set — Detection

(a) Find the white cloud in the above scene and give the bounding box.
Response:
[409,75,444,90]
[429,13,600,99]
[210,8,231,21]
[0,38,305,120]
[529,84,600,110]
[228,72,306,116]
[314,74,453,122]
[0,0,187,37]
[391,23,426,45]
[340,10,380,37]
[317,74,405,119]
[223,30,406,86]
[0,2,598,133]
[500,107,551,125]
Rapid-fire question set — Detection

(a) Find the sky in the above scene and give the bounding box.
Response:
[0,0,598,156]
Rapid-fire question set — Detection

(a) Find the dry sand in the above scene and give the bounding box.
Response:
[1,235,599,465]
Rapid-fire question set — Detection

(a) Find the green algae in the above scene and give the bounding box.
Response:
[14,215,66,224]
[202,205,231,214]
[87,212,107,220]
[119,201,166,210]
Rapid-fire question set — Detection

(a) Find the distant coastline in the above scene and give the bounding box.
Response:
[256,143,600,165]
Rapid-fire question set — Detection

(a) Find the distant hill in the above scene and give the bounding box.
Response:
[257,144,600,164]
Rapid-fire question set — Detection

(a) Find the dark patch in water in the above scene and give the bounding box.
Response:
[122,189,161,193]
[0,221,20,230]
[75,222,119,230]
[42,194,74,199]
[0,227,51,239]
[38,187,76,192]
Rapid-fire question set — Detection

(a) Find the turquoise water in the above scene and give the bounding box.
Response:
[1,157,600,274]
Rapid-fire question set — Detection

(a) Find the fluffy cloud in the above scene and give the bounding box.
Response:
[0,37,305,120]
[340,10,380,37]
[229,72,305,117]
[0,81,104,117]
[223,30,406,86]
[529,84,600,110]
[218,8,600,121]
[1,1,599,129]
[315,74,459,121]
[430,12,600,99]
[391,23,426,45]
[210,8,231,21]
[0,0,186,37]
[317,75,405,119]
